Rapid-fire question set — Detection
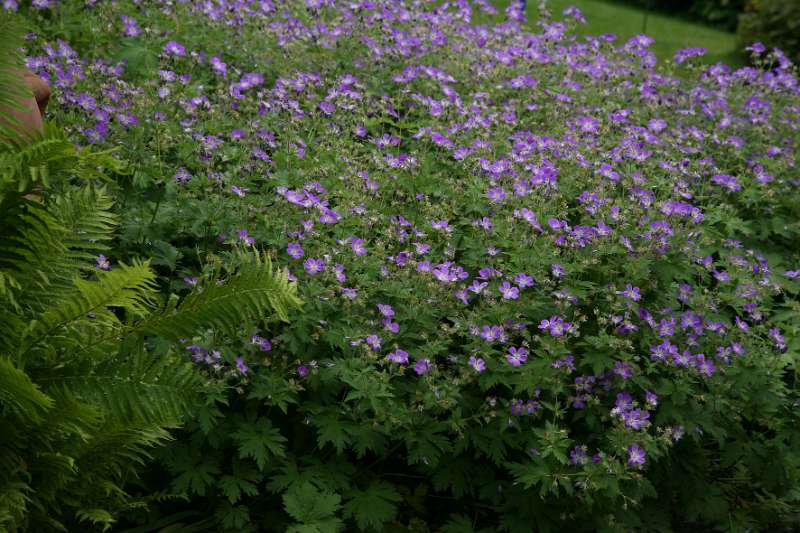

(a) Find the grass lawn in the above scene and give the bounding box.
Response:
[492,0,744,66]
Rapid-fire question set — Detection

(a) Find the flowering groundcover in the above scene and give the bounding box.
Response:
[8,0,800,531]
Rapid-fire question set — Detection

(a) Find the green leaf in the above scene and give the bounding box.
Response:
[220,504,250,531]
[441,514,475,533]
[343,481,401,531]
[507,459,550,490]
[172,458,220,497]
[219,475,258,504]
[283,482,342,533]
[233,419,287,470]
[313,411,349,453]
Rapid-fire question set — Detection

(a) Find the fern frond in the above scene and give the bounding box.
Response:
[19,261,158,360]
[0,480,31,532]
[0,270,20,308]
[0,357,53,423]
[0,199,72,311]
[0,126,77,196]
[59,347,199,426]
[0,125,124,207]
[73,423,173,476]
[0,15,30,143]
[145,250,302,341]
[48,186,118,259]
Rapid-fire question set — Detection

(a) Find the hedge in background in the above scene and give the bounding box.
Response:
[738,0,800,63]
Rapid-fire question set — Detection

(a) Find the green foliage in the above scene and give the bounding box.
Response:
[0,73,301,532]
[12,1,800,532]
[283,482,343,533]
[0,14,30,141]
[342,481,402,531]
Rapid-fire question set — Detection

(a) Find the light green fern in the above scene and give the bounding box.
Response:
[0,44,301,533]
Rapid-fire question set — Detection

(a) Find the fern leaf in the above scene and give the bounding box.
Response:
[0,15,30,144]
[48,186,118,258]
[20,261,158,359]
[62,348,199,425]
[145,250,302,341]
[0,357,52,423]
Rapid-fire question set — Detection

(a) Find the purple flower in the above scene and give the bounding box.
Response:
[251,335,272,352]
[414,358,432,375]
[96,255,111,271]
[645,390,658,407]
[507,346,528,367]
[694,353,716,378]
[469,355,486,373]
[121,15,141,37]
[210,55,227,77]
[674,47,707,63]
[164,40,186,57]
[319,101,335,115]
[486,187,507,203]
[431,219,451,231]
[342,287,358,300]
[174,167,192,184]
[287,243,304,260]
[388,348,409,364]
[365,334,383,350]
[619,284,641,301]
[622,409,650,430]
[297,365,309,377]
[377,304,395,317]
[231,185,249,197]
[479,325,506,342]
[613,361,633,380]
[514,273,535,288]
[627,444,646,466]
[237,229,255,246]
[569,445,588,465]
[235,356,249,375]
[711,174,741,192]
[303,257,326,275]
[538,316,571,337]
[469,280,488,294]
[351,238,367,256]
[499,281,519,300]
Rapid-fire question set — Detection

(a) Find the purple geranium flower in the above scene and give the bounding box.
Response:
[235,356,249,375]
[507,346,528,367]
[287,243,304,259]
[377,304,395,317]
[96,254,111,271]
[514,273,535,288]
[388,348,409,364]
[164,40,186,56]
[538,316,571,337]
[619,284,641,301]
[711,174,741,192]
[469,355,486,373]
[499,281,520,300]
[414,358,432,375]
[303,257,326,275]
[351,238,367,256]
[627,443,646,466]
